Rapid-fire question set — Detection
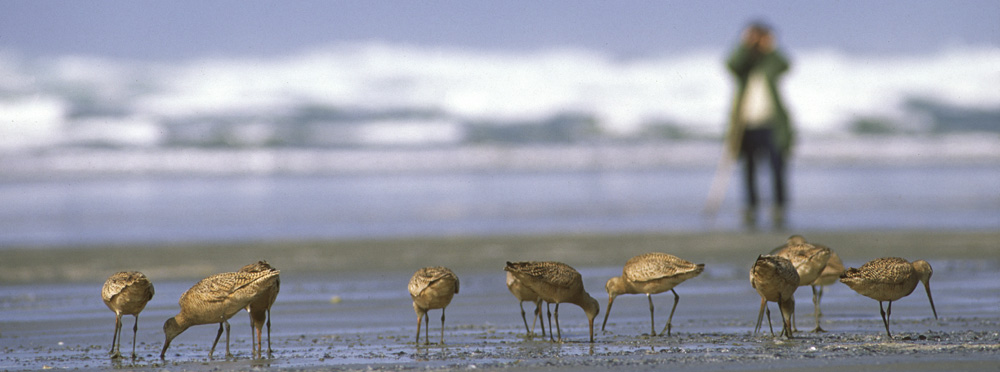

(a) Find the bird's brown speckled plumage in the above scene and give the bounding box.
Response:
[102,271,154,360]
[749,255,798,338]
[504,261,600,343]
[840,257,937,338]
[408,266,459,344]
[160,269,280,360]
[603,253,704,336]
[771,235,831,286]
[770,235,837,332]
[238,260,280,358]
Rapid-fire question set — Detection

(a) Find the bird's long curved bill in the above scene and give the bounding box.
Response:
[923,281,938,319]
[588,316,595,343]
[160,340,171,359]
[601,296,615,331]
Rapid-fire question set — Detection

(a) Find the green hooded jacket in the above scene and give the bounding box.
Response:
[725,44,794,157]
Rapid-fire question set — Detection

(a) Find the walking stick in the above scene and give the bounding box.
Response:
[703,121,744,219]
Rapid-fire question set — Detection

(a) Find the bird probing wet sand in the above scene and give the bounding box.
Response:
[408,266,460,345]
[102,271,154,360]
[750,255,799,338]
[840,257,937,338]
[504,261,600,343]
[602,252,704,336]
[160,268,280,360]
[239,260,280,358]
[770,235,833,332]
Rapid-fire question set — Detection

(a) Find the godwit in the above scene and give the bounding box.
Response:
[408,266,460,345]
[770,235,831,332]
[160,268,280,360]
[504,261,600,343]
[602,252,704,336]
[239,260,280,358]
[749,255,799,338]
[840,257,937,338]
[506,271,546,337]
[101,271,154,360]
[808,249,844,332]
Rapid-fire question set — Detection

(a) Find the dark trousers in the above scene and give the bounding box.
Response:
[740,127,786,208]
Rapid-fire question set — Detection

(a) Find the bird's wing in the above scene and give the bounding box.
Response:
[624,253,696,282]
[409,267,458,296]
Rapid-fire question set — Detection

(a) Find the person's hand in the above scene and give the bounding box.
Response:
[741,28,761,47]
[756,33,775,53]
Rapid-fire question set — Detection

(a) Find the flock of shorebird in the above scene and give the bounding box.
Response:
[100,235,938,361]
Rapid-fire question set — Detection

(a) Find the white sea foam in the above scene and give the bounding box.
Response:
[0,97,66,150]
[0,43,997,153]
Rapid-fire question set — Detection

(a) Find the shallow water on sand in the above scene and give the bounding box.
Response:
[3,163,999,247]
[2,254,997,371]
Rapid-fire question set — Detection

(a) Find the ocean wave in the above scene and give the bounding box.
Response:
[0,43,998,152]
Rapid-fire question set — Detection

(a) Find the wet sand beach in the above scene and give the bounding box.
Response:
[1,230,998,371]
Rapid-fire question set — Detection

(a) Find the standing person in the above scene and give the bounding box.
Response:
[725,21,793,228]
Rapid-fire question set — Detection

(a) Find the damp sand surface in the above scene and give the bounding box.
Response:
[1,231,998,371]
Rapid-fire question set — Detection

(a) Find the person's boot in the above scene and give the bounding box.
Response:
[742,207,757,229]
[771,205,786,230]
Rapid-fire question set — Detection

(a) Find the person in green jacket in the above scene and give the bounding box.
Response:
[725,21,794,228]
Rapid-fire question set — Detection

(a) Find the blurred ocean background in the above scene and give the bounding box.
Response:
[1,1,998,247]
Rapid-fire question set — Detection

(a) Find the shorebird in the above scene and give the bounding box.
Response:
[506,271,546,337]
[749,255,799,338]
[160,268,280,360]
[408,266,460,345]
[808,250,844,332]
[101,271,155,360]
[504,261,600,343]
[840,257,937,338]
[770,235,831,332]
[602,252,704,336]
[239,261,280,358]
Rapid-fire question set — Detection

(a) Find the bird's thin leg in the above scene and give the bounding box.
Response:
[110,313,122,358]
[789,299,798,333]
[531,300,544,337]
[812,285,821,317]
[765,305,774,336]
[661,289,680,337]
[210,322,224,359]
[754,297,766,334]
[424,311,431,345]
[224,320,233,359]
[255,321,263,358]
[131,315,139,360]
[519,301,531,335]
[547,302,554,342]
[539,301,547,336]
[886,301,894,339]
[554,303,562,342]
[647,294,656,336]
[812,285,826,332]
[439,308,446,345]
[249,317,257,358]
[879,301,892,339]
[266,309,273,357]
[415,312,424,344]
[779,295,794,339]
